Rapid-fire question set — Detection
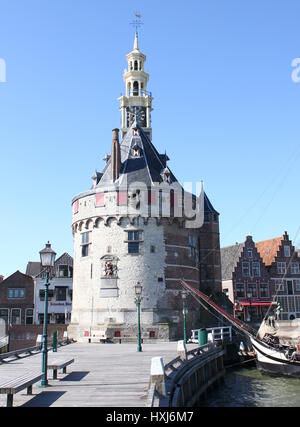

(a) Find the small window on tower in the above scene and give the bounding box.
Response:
[134,60,138,70]
[133,81,139,96]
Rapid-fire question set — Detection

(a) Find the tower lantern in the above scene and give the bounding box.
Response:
[119,32,153,140]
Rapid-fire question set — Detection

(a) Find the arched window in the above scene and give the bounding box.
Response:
[130,62,133,71]
[134,60,138,71]
[133,81,139,96]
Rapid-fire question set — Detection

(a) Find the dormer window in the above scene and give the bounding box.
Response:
[132,143,140,157]
[161,167,171,183]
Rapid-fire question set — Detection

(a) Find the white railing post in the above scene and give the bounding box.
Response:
[149,357,166,397]
[177,340,187,361]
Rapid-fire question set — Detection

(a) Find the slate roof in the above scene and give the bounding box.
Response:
[221,243,245,281]
[96,122,218,214]
[98,123,178,187]
[255,237,282,266]
[25,262,41,277]
[26,253,73,278]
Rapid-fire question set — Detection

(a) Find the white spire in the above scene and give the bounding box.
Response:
[133,32,139,51]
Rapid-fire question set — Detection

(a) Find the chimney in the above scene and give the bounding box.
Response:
[0,275,4,283]
[111,128,121,182]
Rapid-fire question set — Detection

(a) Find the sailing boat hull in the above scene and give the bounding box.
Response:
[250,337,300,377]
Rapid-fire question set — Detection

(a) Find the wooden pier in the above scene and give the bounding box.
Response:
[0,342,196,407]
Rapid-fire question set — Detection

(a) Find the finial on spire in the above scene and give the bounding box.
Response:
[130,12,143,42]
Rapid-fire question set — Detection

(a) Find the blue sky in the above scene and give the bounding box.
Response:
[0,0,300,277]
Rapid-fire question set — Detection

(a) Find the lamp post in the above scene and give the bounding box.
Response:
[135,282,143,353]
[182,290,187,344]
[39,241,56,387]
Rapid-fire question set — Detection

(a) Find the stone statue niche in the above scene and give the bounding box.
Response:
[101,255,119,278]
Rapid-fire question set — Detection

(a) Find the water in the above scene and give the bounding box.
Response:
[202,367,300,407]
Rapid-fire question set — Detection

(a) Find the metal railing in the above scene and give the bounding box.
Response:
[190,326,233,344]
[164,343,224,407]
[0,338,74,364]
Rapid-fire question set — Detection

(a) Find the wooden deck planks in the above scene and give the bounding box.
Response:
[0,342,188,407]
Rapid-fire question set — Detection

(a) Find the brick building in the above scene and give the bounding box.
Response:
[221,232,300,322]
[0,271,34,329]
[26,252,73,325]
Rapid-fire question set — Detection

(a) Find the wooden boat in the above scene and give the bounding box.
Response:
[180,279,300,377]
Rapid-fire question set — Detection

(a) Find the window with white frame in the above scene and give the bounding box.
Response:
[81,232,90,257]
[126,230,142,254]
[275,296,288,312]
[247,284,257,298]
[242,262,250,277]
[275,279,285,292]
[11,309,21,325]
[25,309,33,325]
[253,262,260,277]
[248,250,253,260]
[284,245,291,258]
[236,284,245,298]
[295,279,300,292]
[277,262,286,274]
[291,263,300,274]
[260,284,269,298]
[0,309,9,325]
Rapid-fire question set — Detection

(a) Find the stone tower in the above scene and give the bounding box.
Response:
[68,33,221,342]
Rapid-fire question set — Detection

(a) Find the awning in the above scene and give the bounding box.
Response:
[239,301,273,307]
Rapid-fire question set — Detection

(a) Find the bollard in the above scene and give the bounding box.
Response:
[198,328,208,346]
[53,331,57,352]
[149,357,166,397]
[177,340,187,361]
[36,334,43,348]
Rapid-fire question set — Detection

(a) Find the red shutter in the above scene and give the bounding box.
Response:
[96,193,105,207]
[117,191,127,206]
[73,200,79,214]
[148,190,157,206]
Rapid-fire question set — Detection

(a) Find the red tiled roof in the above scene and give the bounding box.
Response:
[255,237,282,266]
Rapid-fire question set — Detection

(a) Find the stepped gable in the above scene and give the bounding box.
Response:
[255,237,282,266]
[221,243,245,281]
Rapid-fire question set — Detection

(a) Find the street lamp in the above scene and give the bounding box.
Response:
[135,282,143,353]
[39,241,56,387]
[182,290,188,344]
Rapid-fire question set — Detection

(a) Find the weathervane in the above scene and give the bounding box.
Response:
[130,12,143,34]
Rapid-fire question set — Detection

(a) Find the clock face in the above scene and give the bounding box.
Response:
[127,106,146,127]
